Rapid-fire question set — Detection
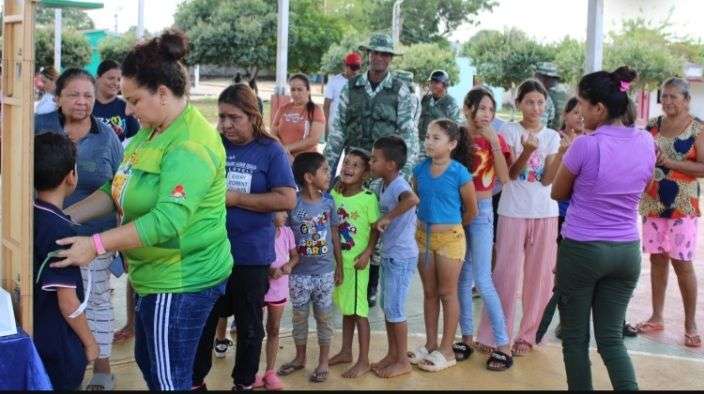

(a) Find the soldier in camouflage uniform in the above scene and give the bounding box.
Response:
[324,33,418,180]
[535,62,568,130]
[418,70,461,160]
[394,70,421,129]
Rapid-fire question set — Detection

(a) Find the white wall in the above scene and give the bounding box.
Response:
[647,81,704,121]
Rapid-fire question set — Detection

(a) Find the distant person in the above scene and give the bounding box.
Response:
[34,66,59,115]
[33,133,98,390]
[272,73,326,160]
[418,70,460,159]
[93,59,141,144]
[324,52,362,139]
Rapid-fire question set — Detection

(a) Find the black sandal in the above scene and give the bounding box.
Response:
[486,350,513,371]
[452,342,473,361]
[623,323,639,338]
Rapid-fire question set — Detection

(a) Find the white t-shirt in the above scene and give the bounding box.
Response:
[324,73,348,129]
[497,122,560,218]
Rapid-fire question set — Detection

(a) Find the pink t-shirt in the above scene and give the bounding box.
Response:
[265,225,296,303]
[562,125,655,242]
[272,103,325,153]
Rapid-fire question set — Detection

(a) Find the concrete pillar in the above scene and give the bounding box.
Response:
[137,0,145,40]
[585,0,603,74]
[271,0,291,122]
[54,9,62,71]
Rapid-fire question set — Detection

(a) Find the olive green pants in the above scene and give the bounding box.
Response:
[556,238,640,391]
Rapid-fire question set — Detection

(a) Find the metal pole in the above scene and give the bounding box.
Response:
[53,9,61,71]
[392,0,404,46]
[585,0,603,73]
[137,0,145,39]
[194,64,200,89]
[275,0,289,96]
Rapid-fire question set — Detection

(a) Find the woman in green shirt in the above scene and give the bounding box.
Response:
[52,29,233,390]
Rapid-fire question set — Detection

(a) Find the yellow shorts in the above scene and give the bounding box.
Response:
[415,224,466,261]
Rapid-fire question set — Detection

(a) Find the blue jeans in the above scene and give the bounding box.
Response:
[134,282,225,390]
[380,256,417,323]
[458,198,509,346]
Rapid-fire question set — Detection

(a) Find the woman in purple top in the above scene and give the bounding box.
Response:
[551,66,655,391]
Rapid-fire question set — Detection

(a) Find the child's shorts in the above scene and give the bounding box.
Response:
[416,224,466,261]
[380,256,417,323]
[642,216,698,261]
[333,259,370,317]
[289,271,335,311]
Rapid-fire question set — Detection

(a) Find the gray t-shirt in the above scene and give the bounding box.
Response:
[380,175,418,260]
[289,193,340,275]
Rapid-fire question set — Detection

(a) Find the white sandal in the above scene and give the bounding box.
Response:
[417,350,457,372]
[407,345,429,365]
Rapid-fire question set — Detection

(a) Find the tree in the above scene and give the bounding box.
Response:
[319,34,367,75]
[552,37,585,87]
[288,0,346,74]
[34,27,92,69]
[365,0,496,45]
[98,32,138,64]
[394,42,459,85]
[462,28,554,90]
[36,6,95,30]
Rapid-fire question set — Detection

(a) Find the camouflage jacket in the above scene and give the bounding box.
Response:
[324,71,419,179]
[540,94,556,129]
[547,85,569,130]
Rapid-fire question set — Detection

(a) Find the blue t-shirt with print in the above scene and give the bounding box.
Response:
[93,97,141,141]
[223,136,296,265]
[34,111,124,236]
[33,200,87,390]
[380,175,418,260]
[289,193,340,275]
[413,159,472,225]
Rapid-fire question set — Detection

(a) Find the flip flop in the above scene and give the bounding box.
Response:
[309,369,328,383]
[407,345,430,365]
[85,373,115,391]
[635,321,665,334]
[277,362,304,376]
[417,350,457,372]
[685,333,702,348]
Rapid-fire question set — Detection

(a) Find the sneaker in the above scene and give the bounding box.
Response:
[214,338,233,358]
[233,384,253,391]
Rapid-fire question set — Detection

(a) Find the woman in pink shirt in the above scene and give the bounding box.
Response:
[551,66,655,390]
[272,74,326,160]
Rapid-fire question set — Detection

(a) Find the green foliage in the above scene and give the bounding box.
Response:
[364,0,496,45]
[35,27,92,69]
[288,0,346,74]
[36,6,95,30]
[462,28,554,90]
[98,31,138,64]
[319,34,367,75]
[394,42,459,85]
[552,37,585,87]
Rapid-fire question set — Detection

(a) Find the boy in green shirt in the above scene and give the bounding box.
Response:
[329,149,380,378]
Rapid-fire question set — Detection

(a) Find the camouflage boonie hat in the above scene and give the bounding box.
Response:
[535,62,561,79]
[359,32,403,56]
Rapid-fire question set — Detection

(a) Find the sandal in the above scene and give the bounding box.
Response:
[263,370,284,390]
[486,351,513,371]
[85,373,115,391]
[511,339,533,357]
[635,321,665,334]
[685,333,702,348]
[309,369,328,383]
[407,345,430,365]
[472,341,494,355]
[277,362,304,376]
[623,323,639,337]
[452,342,473,361]
[417,350,457,372]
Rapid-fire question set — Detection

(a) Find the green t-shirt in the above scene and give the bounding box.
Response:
[101,104,233,295]
[331,188,380,265]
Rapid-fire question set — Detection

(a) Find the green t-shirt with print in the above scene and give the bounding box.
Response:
[100,104,233,295]
[331,188,380,266]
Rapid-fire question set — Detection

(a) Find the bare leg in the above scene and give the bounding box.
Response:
[330,316,355,365]
[435,254,463,361]
[418,253,439,352]
[378,321,412,378]
[342,316,371,378]
[672,260,699,335]
[265,305,285,372]
[372,321,396,374]
[645,254,670,324]
[113,282,135,342]
[215,317,228,341]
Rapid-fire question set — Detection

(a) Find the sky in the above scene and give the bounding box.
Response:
[84,0,704,43]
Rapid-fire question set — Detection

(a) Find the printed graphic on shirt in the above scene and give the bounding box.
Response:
[97,115,126,139]
[171,184,186,201]
[111,152,139,216]
[226,159,256,193]
[294,208,331,257]
[337,207,359,250]
[520,151,546,183]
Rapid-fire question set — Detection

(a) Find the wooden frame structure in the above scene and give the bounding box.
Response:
[1,0,37,333]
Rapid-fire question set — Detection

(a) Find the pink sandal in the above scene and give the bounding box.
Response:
[263,370,284,390]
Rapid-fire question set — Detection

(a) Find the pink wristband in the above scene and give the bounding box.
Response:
[92,234,106,255]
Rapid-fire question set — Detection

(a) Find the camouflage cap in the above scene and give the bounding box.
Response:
[359,32,403,56]
[535,62,561,79]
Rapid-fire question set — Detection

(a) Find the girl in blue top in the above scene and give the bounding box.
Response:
[409,119,477,372]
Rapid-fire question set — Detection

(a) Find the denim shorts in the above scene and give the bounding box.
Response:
[380,256,417,323]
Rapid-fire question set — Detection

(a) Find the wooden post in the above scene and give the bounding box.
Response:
[1,0,37,334]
